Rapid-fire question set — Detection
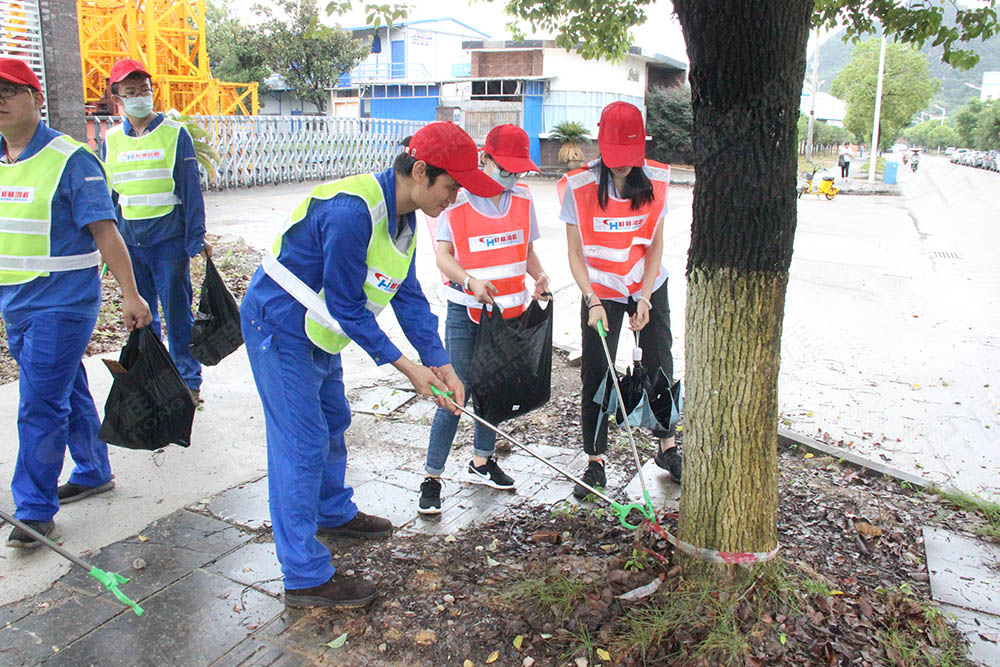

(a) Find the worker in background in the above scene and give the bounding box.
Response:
[100,58,210,404]
[0,57,152,548]
[240,122,500,608]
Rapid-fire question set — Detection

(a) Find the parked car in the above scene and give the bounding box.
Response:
[945,147,956,156]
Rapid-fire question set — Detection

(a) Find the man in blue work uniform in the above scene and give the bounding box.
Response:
[0,58,153,548]
[241,121,502,608]
[101,59,210,404]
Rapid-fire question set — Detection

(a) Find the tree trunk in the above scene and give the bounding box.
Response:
[672,0,813,571]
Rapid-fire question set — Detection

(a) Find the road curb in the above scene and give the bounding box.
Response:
[778,427,930,489]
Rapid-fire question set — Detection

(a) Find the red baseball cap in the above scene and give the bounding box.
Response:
[0,58,42,91]
[598,101,646,168]
[408,122,503,197]
[483,124,539,174]
[109,59,150,85]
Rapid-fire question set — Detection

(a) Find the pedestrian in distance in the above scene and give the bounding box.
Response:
[839,143,852,178]
[240,121,498,609]
[100,59,210,405]
[0,58,153,548]
[418,124,551,515]
[558,101,682,500]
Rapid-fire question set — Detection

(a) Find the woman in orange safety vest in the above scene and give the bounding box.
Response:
[558,101,682,499]
[418,124,550,515]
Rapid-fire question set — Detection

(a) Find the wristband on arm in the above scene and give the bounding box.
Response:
[636,295,652,309]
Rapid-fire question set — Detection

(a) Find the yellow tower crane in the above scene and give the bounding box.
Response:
[77,0,258,115]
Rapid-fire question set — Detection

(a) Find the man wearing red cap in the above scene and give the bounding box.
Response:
[0,58,152,548]
[558,101,683,498]
[100,58,209,404]
[240,121,501,608]
[418,123,551,514]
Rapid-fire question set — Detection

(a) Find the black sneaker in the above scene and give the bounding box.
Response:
[58,480,115,505]
[654,446,683,482]
[573,460,607,499]
[418,477,443,515]
[6,520,54,549]
[467,458,515,490]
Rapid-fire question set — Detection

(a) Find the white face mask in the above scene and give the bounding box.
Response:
[489,164,519,191]
[122,94,154,119]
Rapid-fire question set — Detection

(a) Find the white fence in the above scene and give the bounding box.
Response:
[86,115,427,190]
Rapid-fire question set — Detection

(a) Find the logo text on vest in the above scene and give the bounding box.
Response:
[119,149,166,163]
[593,215,646,233]
[469,229,524,252]
[0,187,35,203]
[368,269,402,293]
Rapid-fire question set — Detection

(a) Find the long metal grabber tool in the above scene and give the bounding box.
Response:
[430,386,653,529]
[0,507,144,616]
[595,320,655,523]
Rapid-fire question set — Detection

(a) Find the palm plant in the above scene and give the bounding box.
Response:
[550,120,592,164]
[166,111,222,185]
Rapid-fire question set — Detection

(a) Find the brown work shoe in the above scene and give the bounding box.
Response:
[317,511,393,539]
[284,573,377,608]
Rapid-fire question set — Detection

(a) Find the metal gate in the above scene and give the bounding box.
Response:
[86,115,427,190]
[0,0,46,120]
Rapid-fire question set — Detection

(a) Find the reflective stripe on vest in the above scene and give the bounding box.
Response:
[557,160,669,299]
[104,119,182,220]
[445,184,532,323]
[0,135,100,285]
[261,174,414,354]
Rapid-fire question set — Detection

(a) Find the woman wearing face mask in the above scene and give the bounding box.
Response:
[100,59,210,406]
[417,124,550,515]
[558,101,682,499]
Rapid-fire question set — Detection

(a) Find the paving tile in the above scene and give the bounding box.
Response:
[253,609,344,662]
[937,603,1000,667]
[400,400,437,423]
[0,582,122,665]
[923,527,1000,616]
[51,569,284,666]
[623,459,681,512]
[61,510,252,602]
[351,387,416,416]
[210,638,303,667]
[337,480,421,533]
[200,476,270,531]
[206,542,284,598]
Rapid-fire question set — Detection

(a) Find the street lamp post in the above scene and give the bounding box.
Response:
[868,35,887,184]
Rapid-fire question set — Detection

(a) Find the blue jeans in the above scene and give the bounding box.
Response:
[425,303,496,475]
[128,237,201,390]
[241,300,357,589]
[7,312,111,522]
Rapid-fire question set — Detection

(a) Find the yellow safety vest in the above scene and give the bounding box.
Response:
[261,174,416,354]
[104,118,183,220]
[0,135,101,285]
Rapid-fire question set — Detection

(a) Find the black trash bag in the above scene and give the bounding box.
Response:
[99,327,196,450]
[189,255,243,366]
[468,298,553,424]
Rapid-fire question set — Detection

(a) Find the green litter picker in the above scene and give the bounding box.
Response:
[0,508,144,616]
[430,381,655,529]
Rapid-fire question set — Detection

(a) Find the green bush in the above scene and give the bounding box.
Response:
[646,85,693,165]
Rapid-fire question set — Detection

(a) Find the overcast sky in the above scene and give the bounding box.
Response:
[226,0,690,63]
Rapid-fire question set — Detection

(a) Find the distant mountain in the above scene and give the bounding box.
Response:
[811,5,1000,118]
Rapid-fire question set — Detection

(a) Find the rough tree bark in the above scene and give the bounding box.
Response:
[672,0,814,570]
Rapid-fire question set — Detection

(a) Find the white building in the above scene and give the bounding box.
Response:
[982,71,1000,102]
[799,90,846,126]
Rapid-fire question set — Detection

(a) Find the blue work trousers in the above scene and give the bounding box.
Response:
[241,304,358,590]
[128,237,201,390]
[425,302,497,476]
[6,312,111,522]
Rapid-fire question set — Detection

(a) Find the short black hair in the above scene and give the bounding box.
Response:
[110,72,151,97]
[393,136,448,185]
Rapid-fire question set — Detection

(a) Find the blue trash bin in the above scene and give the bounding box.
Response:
[883,161,899,185]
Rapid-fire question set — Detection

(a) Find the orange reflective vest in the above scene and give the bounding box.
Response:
[443,184,532,323]
[557,160,669,299]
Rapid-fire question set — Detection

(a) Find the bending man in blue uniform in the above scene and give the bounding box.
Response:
[100,58,210,404]
[0,58,153,548]
[241,121,502,608]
